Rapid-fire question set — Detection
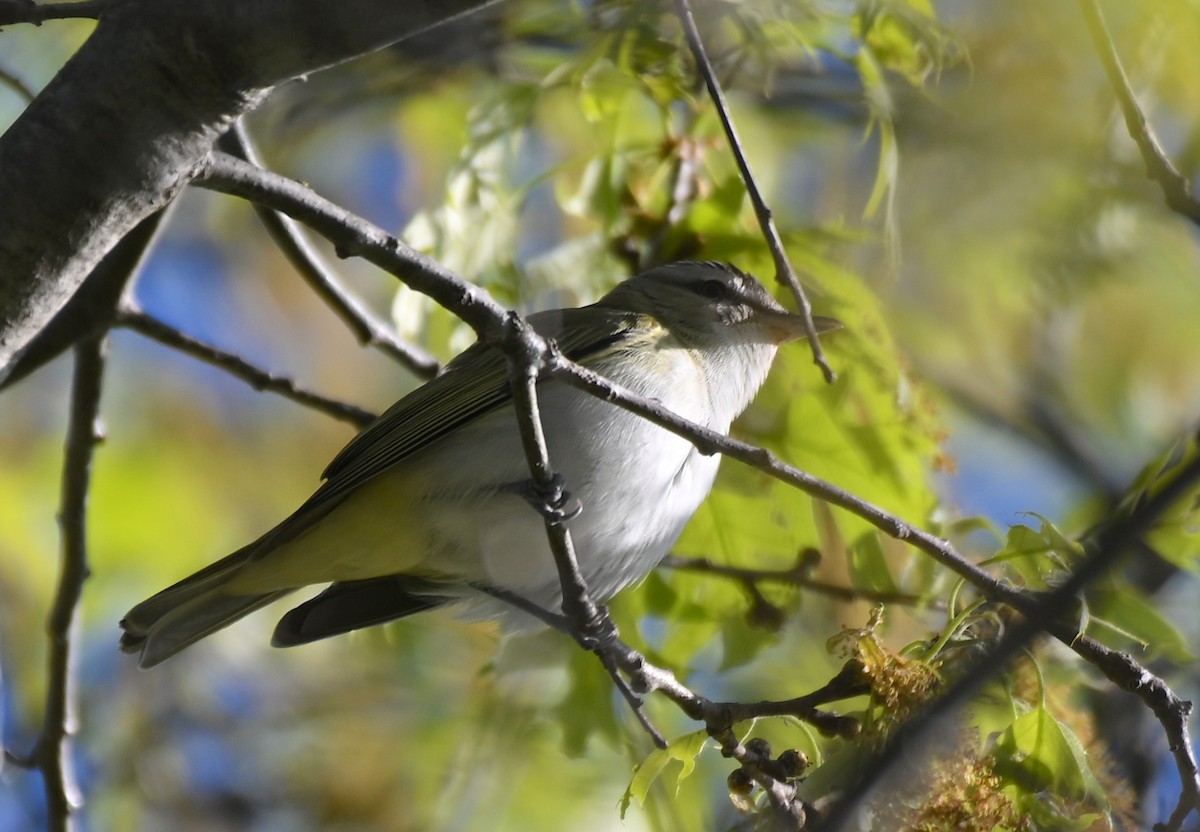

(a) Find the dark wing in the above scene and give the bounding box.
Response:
[271,576,448,647]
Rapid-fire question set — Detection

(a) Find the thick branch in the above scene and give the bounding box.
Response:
[0,0,497,376]
[1,209,166,390]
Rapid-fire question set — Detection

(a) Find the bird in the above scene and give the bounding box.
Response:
[119,260,839,668]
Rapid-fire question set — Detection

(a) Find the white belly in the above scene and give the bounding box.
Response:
[237,346,732,620]
[411,350,724,612]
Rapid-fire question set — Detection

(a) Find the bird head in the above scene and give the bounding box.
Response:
[598,260,839,349]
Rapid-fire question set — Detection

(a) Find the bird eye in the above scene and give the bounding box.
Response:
[697,278,729,300]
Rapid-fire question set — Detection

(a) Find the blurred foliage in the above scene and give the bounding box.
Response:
[3,0,1200,830]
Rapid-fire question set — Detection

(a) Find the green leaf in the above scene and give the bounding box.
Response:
[1086,583,1194,663]
[849,530,899,594]
[993,705,1106,804]
[988,518,1082,589]
[621,729,711,817]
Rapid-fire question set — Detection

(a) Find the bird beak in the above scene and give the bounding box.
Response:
[766,312,842,345]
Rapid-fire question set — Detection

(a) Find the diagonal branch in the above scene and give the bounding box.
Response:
[217,123,440,379]
[115,305,376,428]
[547,347,1200,826]
[674,0,836,384]
[818,434,1200,831]
[196,151,510,341]
[1078,0,1200,225]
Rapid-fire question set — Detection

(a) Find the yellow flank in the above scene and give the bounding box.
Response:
[223,467,437,594]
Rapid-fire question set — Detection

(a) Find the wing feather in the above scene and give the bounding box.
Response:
[310,306,649,506]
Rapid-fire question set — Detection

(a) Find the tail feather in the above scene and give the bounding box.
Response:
[119,543,292,668]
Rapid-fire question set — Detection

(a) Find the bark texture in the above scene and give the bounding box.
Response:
[0,0,498,378]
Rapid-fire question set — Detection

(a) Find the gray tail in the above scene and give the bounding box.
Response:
[119,543,292,668]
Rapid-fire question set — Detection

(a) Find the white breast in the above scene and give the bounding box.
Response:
[405,344,724,617]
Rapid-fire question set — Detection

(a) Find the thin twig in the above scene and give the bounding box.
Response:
[0,64,34,101]
[196,152,510,341]
[1077,0,1200,225]
[0,0,111,26]
[818,435,1200,831]
[115,305,376,428]
[472,582,861,744]
[662,554,931,607]
[34,334,107,832]
[673,0,836,384]
[218,123,439,379]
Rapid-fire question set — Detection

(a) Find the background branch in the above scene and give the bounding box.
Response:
[662,553,930,608]
[1078,0,1200,225]
[0,64,35,101]
[31,334,107,832]
[196,152,510,341]
[115,305,376,428]
[218,123,439,379]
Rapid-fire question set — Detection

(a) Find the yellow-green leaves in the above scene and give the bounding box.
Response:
[621,728,711,817]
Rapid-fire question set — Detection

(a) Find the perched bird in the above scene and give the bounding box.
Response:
[120,260,838,667]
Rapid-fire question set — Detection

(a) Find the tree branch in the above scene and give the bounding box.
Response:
[662,553,931,608]
[32,334,107,832]
[0,0,111,26]
[196,151,510,340]
[817,436,1200,830]
[217,123,440,379]
[674,0,836,384]
[0,0,498,374]
[114,305,376,428]
[1077,0,1200,225]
